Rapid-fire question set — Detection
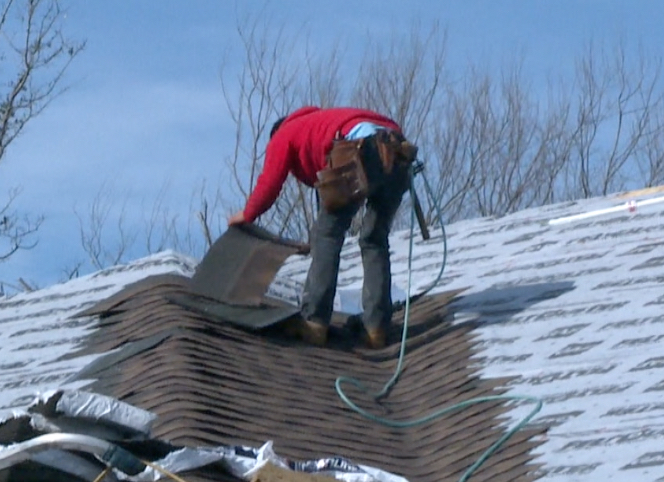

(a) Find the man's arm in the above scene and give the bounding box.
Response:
[228,137,292,225]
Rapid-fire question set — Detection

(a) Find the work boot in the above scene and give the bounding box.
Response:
[283,316,328,346]
[364,326,387,349]
[300,319,328,346]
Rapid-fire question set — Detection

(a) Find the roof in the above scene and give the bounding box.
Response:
[1,187,663,481]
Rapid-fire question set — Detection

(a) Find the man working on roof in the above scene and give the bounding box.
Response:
[228,106,415,349]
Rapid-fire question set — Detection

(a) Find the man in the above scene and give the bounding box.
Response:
[228,106,412,348]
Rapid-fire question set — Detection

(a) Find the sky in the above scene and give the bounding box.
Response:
[1,0,664,291]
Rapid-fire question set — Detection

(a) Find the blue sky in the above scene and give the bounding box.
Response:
[1,0,663,290]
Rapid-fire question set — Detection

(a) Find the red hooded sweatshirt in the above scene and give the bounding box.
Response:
[243,106,401,223]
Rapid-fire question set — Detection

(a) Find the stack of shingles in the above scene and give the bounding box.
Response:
[69,275,546,482]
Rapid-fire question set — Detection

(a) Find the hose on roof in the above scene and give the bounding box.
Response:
[335,162,544,482]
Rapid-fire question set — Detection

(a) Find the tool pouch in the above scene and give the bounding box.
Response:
[315,139,369,212]
[374,130,419,174]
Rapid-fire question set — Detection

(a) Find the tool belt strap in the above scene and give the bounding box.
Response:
[374,129,418,175]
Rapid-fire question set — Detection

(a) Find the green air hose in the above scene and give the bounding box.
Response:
[335,163,543,482]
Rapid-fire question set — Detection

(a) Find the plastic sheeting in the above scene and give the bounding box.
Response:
[0,390,409,482]
[125,441,409,482]
[54,390,157,435]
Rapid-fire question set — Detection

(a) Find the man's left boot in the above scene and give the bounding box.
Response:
[300,319,328,346]
[364,326,387,349]
[283,315,328,347]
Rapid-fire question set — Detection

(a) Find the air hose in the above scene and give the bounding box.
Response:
[335,162,543,482]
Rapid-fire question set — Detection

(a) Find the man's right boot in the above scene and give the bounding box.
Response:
[283,316,328,347]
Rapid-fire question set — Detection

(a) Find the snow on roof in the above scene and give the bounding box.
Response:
[276,187,664,481]
[0,250,196,418]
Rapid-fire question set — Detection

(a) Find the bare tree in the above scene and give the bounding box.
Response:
[72,22,664,275]
[0,0,84,271]
[220,14,300,203]
[566,41,664,199]
[351,21,447,142]
[420,41,664,225]
[0,0,84,162]
[73,181,137,270]
[468,64,563,217]
[72,176,230,274]
[422,69,501,223]
[1,187,42,260]
[636,106,664,187]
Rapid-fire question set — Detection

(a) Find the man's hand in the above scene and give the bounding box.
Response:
[228,210,246,226]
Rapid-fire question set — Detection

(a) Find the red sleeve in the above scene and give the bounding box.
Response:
[243,136,291,223]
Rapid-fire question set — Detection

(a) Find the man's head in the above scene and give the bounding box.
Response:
[270,116,286,139]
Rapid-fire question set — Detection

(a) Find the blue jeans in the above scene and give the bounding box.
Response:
[300,135,410,330]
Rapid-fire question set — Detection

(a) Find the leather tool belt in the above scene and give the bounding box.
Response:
[315,130,419,213]
[315,138,368,212]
